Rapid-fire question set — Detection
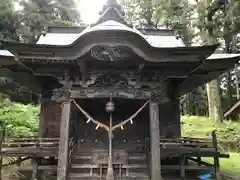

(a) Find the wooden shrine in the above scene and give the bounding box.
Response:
[0,0,240,179]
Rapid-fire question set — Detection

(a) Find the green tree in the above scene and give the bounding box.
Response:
[0,0,20,41]
[0,99,40,137]
[123,0,195,45]
[197,0,240,122]
[18,0,81,43]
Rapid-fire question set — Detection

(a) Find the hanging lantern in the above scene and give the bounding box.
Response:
[106,99,115,113]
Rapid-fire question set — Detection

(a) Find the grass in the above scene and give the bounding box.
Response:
[181,116,240,152]
[182,116,240,178]
[203,153,240,176]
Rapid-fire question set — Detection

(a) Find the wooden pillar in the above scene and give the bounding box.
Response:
[31,158,38,180]
[180,155,185,180]
[57,100,71,180]
[212,131,219,179]
[149,101,162,180]
[38,99,46,138]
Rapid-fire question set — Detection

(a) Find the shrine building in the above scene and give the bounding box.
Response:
[0,0,240,179]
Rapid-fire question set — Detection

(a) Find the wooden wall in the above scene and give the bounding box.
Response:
[159,96,181,138]
[39,100,61,138]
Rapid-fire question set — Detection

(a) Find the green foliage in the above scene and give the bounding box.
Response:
[17,0,81,43]
[0,0,20,41]
[123,0,195,45]
[0,100,40,137]
[182,116,240,152]
[0,0,81,43]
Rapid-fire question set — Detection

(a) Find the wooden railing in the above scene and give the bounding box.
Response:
[0,134,226,158]
[1,138,60,157]
[160,136,215,151]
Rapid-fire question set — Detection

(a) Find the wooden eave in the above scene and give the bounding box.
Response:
[178,56,240,95]
[0,68,41,94]
[0,55,16,65]
[0,32,217,63]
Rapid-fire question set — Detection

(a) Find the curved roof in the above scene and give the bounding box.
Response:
[37,20,185,48]
[0,18,216,63]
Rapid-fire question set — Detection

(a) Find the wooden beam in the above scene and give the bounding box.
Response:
[57,100,71,180]
[177,72,222,95]
[0,68,41,93]
[76,59,87,84]
[149,101,162,180]
[0,56,16,65]
[71,88,151,99]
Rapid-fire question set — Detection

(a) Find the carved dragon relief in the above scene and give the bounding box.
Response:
[54,71,169,102]
[90,45,134,61]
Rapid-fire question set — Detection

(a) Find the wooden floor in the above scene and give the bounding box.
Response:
[0,136,228,180]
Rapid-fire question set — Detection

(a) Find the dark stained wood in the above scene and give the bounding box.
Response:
[180,156,185,179]
[57,101,71,180]
[71,88,151,99]
[42,101,61,138]
[0,68,41,93]
[38,99,46,138]
[159,91,181,138]
[0,131,3,180]
[178,73,220,95]
[149,101,162,180]
[212,131,219,179]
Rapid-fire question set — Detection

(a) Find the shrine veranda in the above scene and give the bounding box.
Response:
[0,0,240,179]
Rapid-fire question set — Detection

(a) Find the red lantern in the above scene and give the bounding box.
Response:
[106,100,115,112]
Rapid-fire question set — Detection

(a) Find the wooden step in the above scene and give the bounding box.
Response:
[69,173,149,180]
[69,173,99,179]
[71,164,148,169]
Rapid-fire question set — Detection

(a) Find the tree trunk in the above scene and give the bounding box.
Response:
[224,36,233,111]
[226,71,232,110]
[207,79,223,122]
[235,65,240,100]
[186,93,193,115]
[206,83,214,119]
[204,0,223,122]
